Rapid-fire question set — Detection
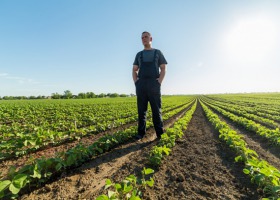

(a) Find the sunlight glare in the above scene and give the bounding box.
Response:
[224,14,278,64]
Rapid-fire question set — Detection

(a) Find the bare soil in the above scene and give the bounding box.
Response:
[13,102,274,199]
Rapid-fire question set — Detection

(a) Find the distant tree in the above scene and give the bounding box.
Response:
[98,93,106,98]
[78,92,87,99]
[63,90,73,99]
[14,96,27,100]
[120,94,128,97]
[86,92,96,98]
[29,96,37,99]
[3,96,12,100]
[51,92,62,99]
[109,93,119,98]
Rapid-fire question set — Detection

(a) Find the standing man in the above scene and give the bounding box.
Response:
[132,31,167,140]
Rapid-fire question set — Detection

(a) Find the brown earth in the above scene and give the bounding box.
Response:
[15,102,272,199]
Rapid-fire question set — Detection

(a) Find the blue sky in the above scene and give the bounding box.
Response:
[1,0,280,96]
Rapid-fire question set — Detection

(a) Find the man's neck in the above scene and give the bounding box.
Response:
[144,46,153,50]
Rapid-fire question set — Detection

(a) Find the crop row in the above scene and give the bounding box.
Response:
[200,100,280,200]
[202,97,279,129]
[0,98,195,161]
[0,97,191,141]
[0,97,194,138]
[206,96,280,123]
[0,97,193,125]
[205,94,280,116]
[0,98,194,199]
[201,99,280,146]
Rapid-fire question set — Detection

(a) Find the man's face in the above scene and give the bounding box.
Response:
[141,33,152,46]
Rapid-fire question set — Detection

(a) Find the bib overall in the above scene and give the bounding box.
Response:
[135,50,164,138]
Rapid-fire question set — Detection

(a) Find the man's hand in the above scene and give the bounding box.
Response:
[157,78,162,85]
[157,64,166,85]
[132,65,139,83]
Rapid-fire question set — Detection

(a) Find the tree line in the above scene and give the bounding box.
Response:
[0,90,133,100]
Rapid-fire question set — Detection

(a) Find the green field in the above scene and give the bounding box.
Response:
[0,94,279,199]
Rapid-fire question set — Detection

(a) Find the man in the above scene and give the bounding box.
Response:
[132,31,167,140]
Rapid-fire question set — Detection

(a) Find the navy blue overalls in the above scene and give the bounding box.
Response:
[135,50,164,138]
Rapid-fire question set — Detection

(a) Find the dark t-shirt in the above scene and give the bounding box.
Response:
[133,49,167,68]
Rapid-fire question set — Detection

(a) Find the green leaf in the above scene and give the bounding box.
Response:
[253,174,265,186]
[31,165,42,179]
[105,179,112,185]
[123,184,133,193]
[9,174,28,194]
[114,183,122,192]
[126,175,137,184]
[55,163,63,171]
[129,195,141,200]
[146,178,154,187]
[7,166,16,179]
[96,195,109,200]
[143,168,154,175]
[271,185,280,193]
[12,174,28,188]
[161,146,171,155]
[105,179,112,190]
[107,190,116,198]
[259,168,271,177]
[17,165,32,174]
[96,147,103,154]
[235,155,242,162]
[29,140,37,146]
[9,183,20,194]
[44,172,52,178]
[243,168,250,175]
[0,180,11,192]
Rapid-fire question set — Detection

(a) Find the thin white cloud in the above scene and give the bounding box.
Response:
[0,73,8,77]
[6,76,22,80]
[0,73,40,85]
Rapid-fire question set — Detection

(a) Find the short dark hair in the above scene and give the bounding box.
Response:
[142,31,151,36]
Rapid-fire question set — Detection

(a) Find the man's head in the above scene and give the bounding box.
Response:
[141,31,152,48]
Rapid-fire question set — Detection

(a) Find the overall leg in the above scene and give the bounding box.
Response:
[136,81,148,137]
[148,80,164,138]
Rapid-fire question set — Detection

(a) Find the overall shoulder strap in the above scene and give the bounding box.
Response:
[140,51,144,62]
[153,49,158,60]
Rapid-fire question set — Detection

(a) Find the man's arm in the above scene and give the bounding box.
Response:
[132,65,139,83]
[157,64,166,84]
